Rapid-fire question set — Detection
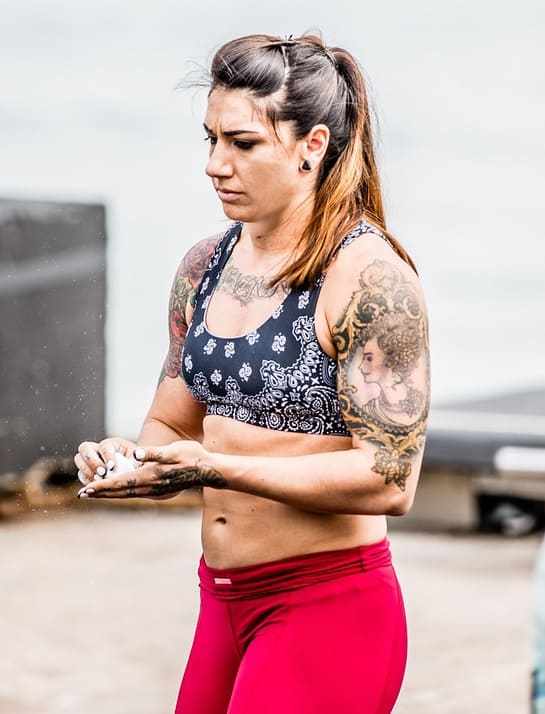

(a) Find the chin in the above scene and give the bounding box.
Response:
[220,203,253,221]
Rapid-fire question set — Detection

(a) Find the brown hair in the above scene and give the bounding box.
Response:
[180,31,418,287]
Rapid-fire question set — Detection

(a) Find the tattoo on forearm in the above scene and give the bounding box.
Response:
[149,461,227,495]
[88,461,227,499]
[332,259,431,492]
[217,262,291,306]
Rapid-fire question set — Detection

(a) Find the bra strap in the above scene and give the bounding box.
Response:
[306,219,389,309]
[192,222,241,312]
[333,218,389,258]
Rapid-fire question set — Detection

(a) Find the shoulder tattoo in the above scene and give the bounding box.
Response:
[332,258,431,492]
[158,235,222,386]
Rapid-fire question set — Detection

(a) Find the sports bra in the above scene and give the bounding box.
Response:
[180,218,389,436]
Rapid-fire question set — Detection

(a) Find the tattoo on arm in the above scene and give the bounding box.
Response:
[149,461,227,496]
[159,272,194,384]
[332,259,431,493]
[157,236,221,387]
[88,462,227,499]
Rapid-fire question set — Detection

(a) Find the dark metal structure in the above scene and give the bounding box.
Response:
[426,386,545,471]
[0,198,106,473]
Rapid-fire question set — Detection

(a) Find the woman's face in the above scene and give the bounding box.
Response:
[203,87,325,223]
[358,337,389,385]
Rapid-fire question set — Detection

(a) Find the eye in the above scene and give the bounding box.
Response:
[234,141,254,151]
[203,136,254,151]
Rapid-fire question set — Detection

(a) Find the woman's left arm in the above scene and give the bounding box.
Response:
[80,241,431,516]
[203,241,431,516]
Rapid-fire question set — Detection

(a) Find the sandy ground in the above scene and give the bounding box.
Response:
[1,506,540,714]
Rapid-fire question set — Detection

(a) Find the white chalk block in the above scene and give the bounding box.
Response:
[110,452,139,475]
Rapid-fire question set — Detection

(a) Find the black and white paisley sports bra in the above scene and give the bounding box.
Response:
[180,219,389,436]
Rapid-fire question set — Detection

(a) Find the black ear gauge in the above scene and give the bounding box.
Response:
[300,159,312,172]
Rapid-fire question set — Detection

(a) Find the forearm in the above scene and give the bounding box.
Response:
[206,448,406,516]
[137,417,186,447]
[133,419,194,501]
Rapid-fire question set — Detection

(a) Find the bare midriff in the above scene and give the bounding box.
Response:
[200,415,387,569]
[188,225,388,569]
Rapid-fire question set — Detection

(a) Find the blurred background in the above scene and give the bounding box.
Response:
[1,1,544,713]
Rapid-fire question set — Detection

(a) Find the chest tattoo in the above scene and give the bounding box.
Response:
[216,262,291,306]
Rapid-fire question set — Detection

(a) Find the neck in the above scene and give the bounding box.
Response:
[240,195,314,261]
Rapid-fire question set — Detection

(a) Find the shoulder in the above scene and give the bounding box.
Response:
[173,229,228,288]
[169,225,232,325]
[323,221,426,333]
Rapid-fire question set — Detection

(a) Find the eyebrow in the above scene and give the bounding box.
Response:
[203,122,261,137]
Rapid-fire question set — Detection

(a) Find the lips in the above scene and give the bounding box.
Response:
[216,188,243,202]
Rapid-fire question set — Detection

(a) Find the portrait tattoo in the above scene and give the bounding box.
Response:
[332,259,431,493]
[158,236,221,386]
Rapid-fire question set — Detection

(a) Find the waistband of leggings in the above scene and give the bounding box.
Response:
[198,536,392,600]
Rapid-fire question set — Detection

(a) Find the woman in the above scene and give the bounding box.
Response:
[75,32,431,714]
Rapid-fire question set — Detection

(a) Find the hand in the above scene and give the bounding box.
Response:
[74,437,138,485]
[77,441,227,500]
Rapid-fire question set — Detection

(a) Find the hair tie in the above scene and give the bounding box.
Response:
[265,37,337,70]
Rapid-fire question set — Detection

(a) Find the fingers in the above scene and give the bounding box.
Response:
[133,445,168,463]
[133,441,190,464]
[76,463,186,500]
[75,439,138,485]
[85,441,107,469]
[75,455,93,484]
[74,443,102,484]
[98,440,120,472]
[77,470,149,499]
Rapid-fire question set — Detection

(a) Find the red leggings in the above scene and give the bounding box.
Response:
[174,537,407,714]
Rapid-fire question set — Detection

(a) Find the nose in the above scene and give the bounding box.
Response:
[205,143,234,181]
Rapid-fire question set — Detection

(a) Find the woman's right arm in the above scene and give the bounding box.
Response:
[75,232,223,483]
[137,233,224,446]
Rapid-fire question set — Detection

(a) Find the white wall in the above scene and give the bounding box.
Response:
[1,1,544,436]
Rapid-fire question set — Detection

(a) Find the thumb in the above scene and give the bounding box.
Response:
[133,444,174,464]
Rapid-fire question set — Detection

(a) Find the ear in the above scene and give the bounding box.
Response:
[304,124,330,164]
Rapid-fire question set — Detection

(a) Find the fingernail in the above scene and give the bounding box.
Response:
[77,470,86,484]
[106,460,115,470]
[86,488,95,495]
[79,492,89,498]
[96,466,106,476]
[134,447,146,461]
[94,474,102,481]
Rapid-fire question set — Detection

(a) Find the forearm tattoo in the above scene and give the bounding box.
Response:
[149,461,227,496]
[217,262,291,307]
[158,236,221,386]
[86,461,227,499]
[332,259,431,493]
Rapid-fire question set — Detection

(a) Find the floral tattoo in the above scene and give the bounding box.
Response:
[158,235,222,385]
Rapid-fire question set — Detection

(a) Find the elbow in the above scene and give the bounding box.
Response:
[386,492,414,517]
